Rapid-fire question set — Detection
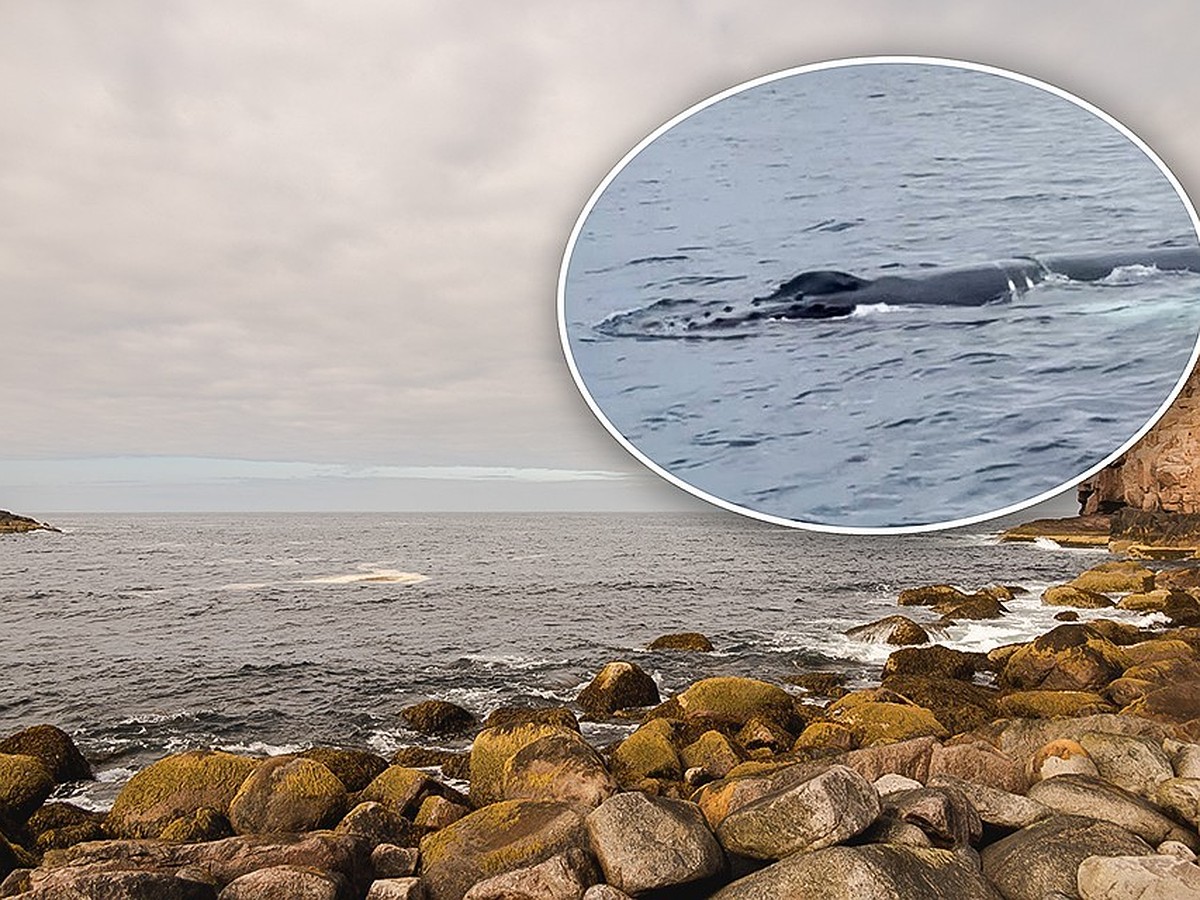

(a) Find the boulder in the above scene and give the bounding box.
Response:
[370,843,419,877]
[359,767,452,820]
[576,663,659,718]
[1042,584,1115,608]
[583,887,632,900]
[672,677,795,729]
[1077,853,1200,900]
[1121,680,1200,731]
[827,701,948,746]
[26,802,107,852]
[414,795,469,831]
[12,869,219,899]
[501,732,616,808]
[227,756,347,835]
[693,761,829,831]
[736,715,793,753]
[881,676,1001,736]
[482,708,579,732]
[1028,774,1198,847]
[648,633,714,652]
[0,725,92,784]
[105,751,259,840]
[1070,561,1156,594]
[996,690,1115,719]
[1152,778,1200,830]
[337,802,417,848]
[793,722,856,753]
[999,625,1125,693]
[926,774,1050,832]
[680,731,745,780]
[845,615,930,645]
[159,807,233,843]
[841,736,940,783]
[711,843,1003,900]
[715,764,880,859]
[609,719,681,786]
[219,864,350,899]
[418,800,587,900]
[933,594,1008,620]
[980,815,1152,900]
[366,880,424,900]
[586,793,724,894]
[469,724,576,806]
[882,645,978,681]
[784,672,848,699]
[298,747,389,792]
[0,753,55,822]
[880,785,981,848]
[1077,731,1175,797]
[1029,739,1100,782]
[927,741,1027,795]
[970,715,1169,771]
[462,848,596,900]
[401,700,476,737]
[898,585,970,606]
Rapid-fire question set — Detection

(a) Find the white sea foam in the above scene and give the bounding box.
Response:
[301,569,429,585]
[850,302,904,317]
[219,739,305,757]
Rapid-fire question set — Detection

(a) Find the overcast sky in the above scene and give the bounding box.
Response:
[2,1,1198,513]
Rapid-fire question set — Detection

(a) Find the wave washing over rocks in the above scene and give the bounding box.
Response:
[8,556,1200,897]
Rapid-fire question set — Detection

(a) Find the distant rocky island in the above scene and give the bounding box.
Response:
[0,510,59,534]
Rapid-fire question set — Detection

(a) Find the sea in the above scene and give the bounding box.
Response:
[0,510,1166,810]
[562,62,1200,528]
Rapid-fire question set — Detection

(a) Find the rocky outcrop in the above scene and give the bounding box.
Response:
[0,511,58,534]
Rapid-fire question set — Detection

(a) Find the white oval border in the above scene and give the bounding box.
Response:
[556,55,1200,535]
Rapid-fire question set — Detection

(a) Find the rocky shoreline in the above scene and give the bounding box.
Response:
[7,559,1200,897]
[0,512,58,535]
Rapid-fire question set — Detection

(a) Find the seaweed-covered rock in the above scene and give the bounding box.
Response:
[845,616,930,646]
[1042,584,1115,608]
[898,585,970,606]
[784,671,849,698]
[576,662,659,718]
[881,675,1000,736]
[501,731,616,808]
[0,725,92,785]
[793,722,857,753]
[469,724,576,807]
[26,802,107,852]
[106,751,260,840]
[419,800,587,900]
[0,753,54,822]
[933,594,1008,620]
[299,747,389,792]
[401,700,477,737]
[586,793,724,894]
[1070,561,1155,594]
[227,756,347,835]
[673,677,795,729]
[648,633,714,652]
[882,645,978,681]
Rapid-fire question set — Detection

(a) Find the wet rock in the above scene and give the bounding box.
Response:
[1086,619,1146,646]
[981,815,1152,900]
[366,880,425,900]
[648,632,714,652]
[845,615,930,645]
[1042,584,1115,608]
[227,756,347,835]
[673,677,795,729]
[418,800,587,900]
[999,515,1112,548]
[501,731,616,808]
[360,767,454,821]
[883,644,978,681]
[711,843,1003,900]
[897,584,971,606]
[680,731,745,780]
[927,741,1027,795]
[336,801,417,848]
[827,700,948,746]
[933,594,1008,620]
[470,724,577,807]
[999,625,1126,693]
[0,725,92,785]
[736,715,794,753]
[401,701,477,737]
[219,864,350,899]
[576,662,659,718]
[716,764,879,859]
[299,747,389,792]
[1077,731,1174,797]
[1070,561,1156,594]
[1028,739,1100,783]
[482,707,580,732]
[879,785,981,848]
[1055,610,1080,621]
[462,847,595,899]
[881,675,1001,735]
[105,751,259,840]
[1077,853,1200,900]
[586,792,723,894]
[0,753,55,822]
[996,690,1115,719]
[1028,774,1197,847]
[609,719,681,786]
[784,671,848,698]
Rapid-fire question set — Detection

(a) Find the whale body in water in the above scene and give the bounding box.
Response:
[595,247,1200,337]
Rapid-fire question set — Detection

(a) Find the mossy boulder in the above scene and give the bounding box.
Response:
[793,722,857,753]
[0,725,92,785]
[298,747,388,792]
[881,675,1000,736]
[0,753,55,822]
[482,707,580,732]
[1118,589,1177,612]
[882,645,978,681]
[359,765,450,819]
[737,715,794,753]
[1041,584,1114,608]
[576,662,660,718]
[105,750,259,840]
[1070,561,1155,594]
[157,806,231,843]
[1121,680,1200,730]
[469,723,576,807]
[26,802,106,852]
[681,731,746,779]
[828,702,948,746]
[999,624,1126,693]
[227,756,347,834]
[401,700,477,737]
[897,585,969,606]
[996,690,1115,719]
[419,800,587,900]
[673,677,795,729]
[500,731,616,808]
[648,632,715,652]
[610,719,682,786]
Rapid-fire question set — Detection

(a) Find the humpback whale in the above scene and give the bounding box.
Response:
[595,247,1200,336]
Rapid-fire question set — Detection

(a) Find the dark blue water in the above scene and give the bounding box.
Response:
[562,62,1200,528]
[0,511,1158,808]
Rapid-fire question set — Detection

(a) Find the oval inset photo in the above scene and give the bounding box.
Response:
[559,58,1200,532]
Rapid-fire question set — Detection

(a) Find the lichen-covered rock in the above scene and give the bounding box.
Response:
[298,747,389,793]
[673,677,795,729]
[0,753,55,822]
[845,615,930,645]
[586,793,724,895]
[1070,561,1156,594]
[418,800,587,900]
[1077,854,1200,900]
[501,731,616,808]
[469,724,577,807]
[827,701,948,746]
[981,815,1152,900]
[159,807,233,843]
[711,843,1003,900]
[0,725,92,785]
[414,795,469,831]
[105,751,260,840]
[576,662,659,718]
[26,802,107,852]
[793,721,857,752]
[219,864,350,899]
[648,632,714,652]
[359,767,452,821]
[693,761,829,831]
[1152,778,1200,829]
[882,645,978,681]
[716,764,880,859]
[609,719,681,786]
[996,690,1115,719]
[1028,774,1197,848]
[1042,584,1115,608]
[227,756,347,835]
[401,700,477,737]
